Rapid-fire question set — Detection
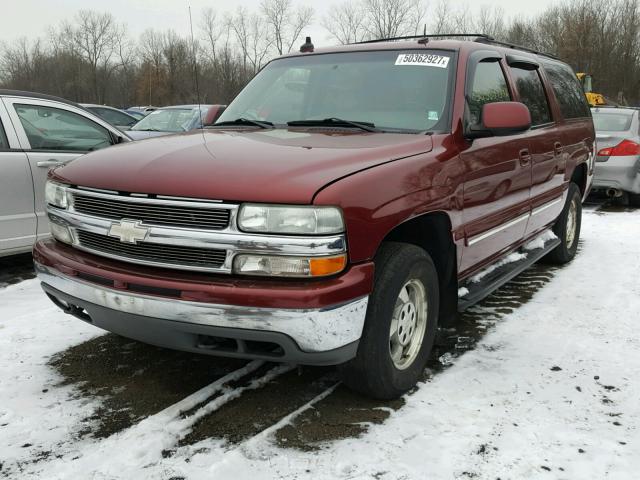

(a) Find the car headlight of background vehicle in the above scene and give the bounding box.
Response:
[45,181,69,209]
[237,204,344,235]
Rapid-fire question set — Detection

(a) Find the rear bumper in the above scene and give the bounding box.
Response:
[37,262,367,365]
[593,157,640,194]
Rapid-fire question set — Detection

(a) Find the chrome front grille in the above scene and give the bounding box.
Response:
[77,230,227,270]
[72,192,230,230]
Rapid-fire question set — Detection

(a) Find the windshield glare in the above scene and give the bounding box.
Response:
[217,50,454,132]
[131,108,202,132]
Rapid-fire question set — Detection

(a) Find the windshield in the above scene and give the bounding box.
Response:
[217,50,455,132]
[592,110,634,132]
[131,107,203,132]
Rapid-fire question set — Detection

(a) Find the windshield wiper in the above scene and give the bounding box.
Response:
[287,118,379,132]
[210,118,274,129]
[134,128,161,132]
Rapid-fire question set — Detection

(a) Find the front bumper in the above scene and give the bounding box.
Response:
[37,262,368,365]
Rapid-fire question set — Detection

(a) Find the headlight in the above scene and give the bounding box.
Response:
[238,204,344,235]
[45,181,68,209]
[233,253,347,277]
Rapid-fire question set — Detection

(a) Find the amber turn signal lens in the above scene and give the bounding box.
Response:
[309,254,347,277]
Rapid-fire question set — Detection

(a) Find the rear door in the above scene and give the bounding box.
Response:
[542,61,595,202]
[4,97,118,240]
[506,56,566,236]
[459,52,532,276]
[0,99,37,255]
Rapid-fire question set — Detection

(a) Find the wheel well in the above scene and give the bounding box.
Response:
[571,162,588,197]
[381,212,457,326]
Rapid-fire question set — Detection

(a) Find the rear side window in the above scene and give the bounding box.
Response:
[592,111,633,132]
[0,119,8,149]
[93,107,137,127]
[543,62,591,119]
[510,67,552,126]
[468,61,511,125]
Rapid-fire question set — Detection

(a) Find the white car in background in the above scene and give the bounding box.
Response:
[0,90,130,257]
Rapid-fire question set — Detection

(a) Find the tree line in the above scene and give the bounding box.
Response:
[1,0,638,108]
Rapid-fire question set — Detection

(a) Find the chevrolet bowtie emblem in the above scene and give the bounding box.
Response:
[108,219,149,244]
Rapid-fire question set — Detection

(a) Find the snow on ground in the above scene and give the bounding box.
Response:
[1,209,639,479]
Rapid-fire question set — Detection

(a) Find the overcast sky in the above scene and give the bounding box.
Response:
[1,0,559,46]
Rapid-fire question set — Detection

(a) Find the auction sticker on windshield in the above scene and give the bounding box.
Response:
[395,53,450,68]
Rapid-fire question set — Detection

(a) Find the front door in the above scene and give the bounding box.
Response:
[4,98,116,241]
[0,100,36,254]
[459,57,532,276]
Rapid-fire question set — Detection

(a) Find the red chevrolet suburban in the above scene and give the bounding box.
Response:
[34,36,595,399]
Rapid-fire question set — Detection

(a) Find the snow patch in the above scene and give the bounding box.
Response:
[470,252,528,283]
[457,287,469,298]
[524,229,558,251]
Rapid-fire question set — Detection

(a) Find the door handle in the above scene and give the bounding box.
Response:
[554,142,563,156]
[519,149,532,166]
[37,159,63,168]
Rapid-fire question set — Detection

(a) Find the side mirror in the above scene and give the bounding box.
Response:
[468,101,532,138]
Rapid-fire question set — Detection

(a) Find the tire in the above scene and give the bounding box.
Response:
[339,242,439,400]
[545,182,582,264]
[628,192,640,208]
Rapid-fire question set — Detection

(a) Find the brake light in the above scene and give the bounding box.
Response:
[597,139,640,156]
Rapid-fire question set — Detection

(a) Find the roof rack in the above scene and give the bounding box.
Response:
[351,33,559,60]
[353,34,492,45]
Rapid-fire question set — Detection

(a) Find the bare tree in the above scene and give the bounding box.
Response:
[58,11,124,103]
[260,0,314,55]
[324,2,368,44]
[362,0,426,39]
[200,7,222,64]
[230,7,273,74]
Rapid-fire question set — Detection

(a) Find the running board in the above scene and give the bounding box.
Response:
[457,234,561,311]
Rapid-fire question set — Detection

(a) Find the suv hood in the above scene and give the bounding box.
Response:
[53,129,433,204]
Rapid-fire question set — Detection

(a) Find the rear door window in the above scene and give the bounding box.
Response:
[94,107,136,127]
[510,66,552,126]
[543,62,591,119]
[14,104,112,152]
[468,60,511,125]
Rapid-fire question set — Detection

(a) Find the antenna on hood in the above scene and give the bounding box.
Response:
[188,4,204,131]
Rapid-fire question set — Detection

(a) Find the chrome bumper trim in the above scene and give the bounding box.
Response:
[36,263,368,353]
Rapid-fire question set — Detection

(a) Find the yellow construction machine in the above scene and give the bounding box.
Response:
[576,73,606,106]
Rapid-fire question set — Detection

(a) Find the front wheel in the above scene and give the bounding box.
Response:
[339,242,439,400]
[545,182,582,264]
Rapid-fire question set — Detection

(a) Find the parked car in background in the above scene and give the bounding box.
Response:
[34,37,594,399]
[82,104,139,130]
[127,104,225,140]
[124,109,146,121]
[126,106,157,115]
[0,90,130,257]
[592,106,640,205]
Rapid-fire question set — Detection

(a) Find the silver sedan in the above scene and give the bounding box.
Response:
[592,106,640,206]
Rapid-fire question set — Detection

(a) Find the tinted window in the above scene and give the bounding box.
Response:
[468,60,511,125]
[510,67,552,126]
[592,110,634,132]
[543,62,590,119]
[0,119,8,149]
[93,107,136,127]
[219,50,455,132]
[14,104,112,152]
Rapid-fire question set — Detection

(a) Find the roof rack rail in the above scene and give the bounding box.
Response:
[351,33,559,60]
[352,33,492,45]
[473,37,558,60]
